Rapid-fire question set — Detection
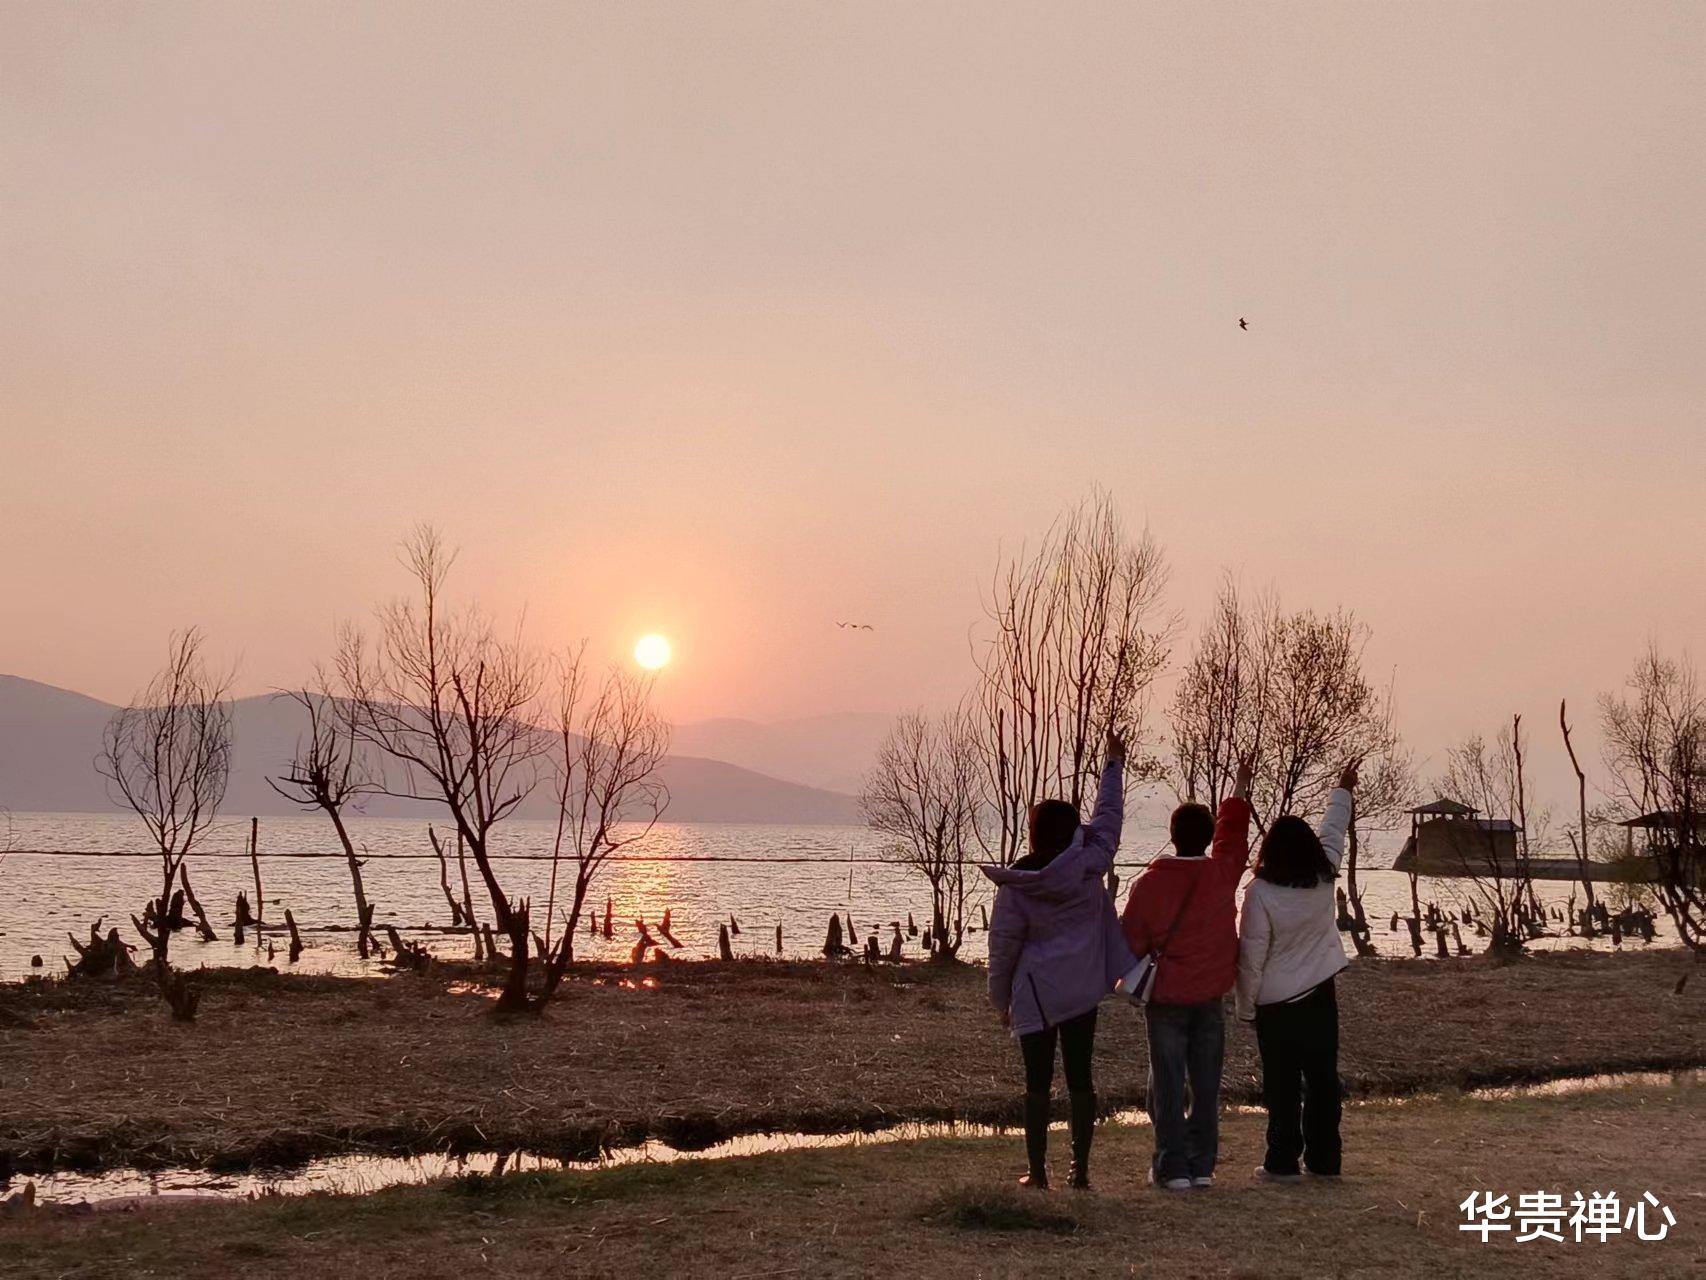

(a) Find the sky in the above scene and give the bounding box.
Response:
[2,2,1702,797]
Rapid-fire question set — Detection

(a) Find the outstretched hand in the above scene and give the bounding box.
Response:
[1338,759,1361,792]
[1234,755,1254,801]
[1104,726,1127,763]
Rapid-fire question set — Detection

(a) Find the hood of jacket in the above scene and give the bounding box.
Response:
[979,834,1097,903]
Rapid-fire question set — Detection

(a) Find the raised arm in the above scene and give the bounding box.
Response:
[986,887,1025,1017]
[1079,728,1127,874]
[1120,881,1153,959]
[1212,756,1255,879]
[1316,761,1359,871]
[1235,889,1273,1021]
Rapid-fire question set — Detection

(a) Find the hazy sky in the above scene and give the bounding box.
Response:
[3,2,1702,790]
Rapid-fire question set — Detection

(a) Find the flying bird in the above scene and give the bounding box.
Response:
[1238,317,1248,331]
[836,621,875,631]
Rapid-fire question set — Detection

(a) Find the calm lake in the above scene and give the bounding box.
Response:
[0,799,1662,981]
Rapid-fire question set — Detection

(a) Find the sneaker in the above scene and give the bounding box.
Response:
[1147,1170,1192,1192]
[1191,1175,1215,1189]
[1303,1169,1342,1181]
[1254,1166,1303,1184]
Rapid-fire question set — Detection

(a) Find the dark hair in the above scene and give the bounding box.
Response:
[1254,816,1336,888]
[1169,803,1215,858]
[1027,799,1080,863]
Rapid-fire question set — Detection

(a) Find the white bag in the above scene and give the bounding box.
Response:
[1113,954,1159,1007]
[1113,865,1206,1009]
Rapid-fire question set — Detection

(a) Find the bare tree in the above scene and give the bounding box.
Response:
[1169,580,1382,835]
[1599,646,1704,954]
[95,629,232,1019]
[861,708,982,960]
[1440,723,1536,955]
[973,494,1171,864]
[1558,699,1601,935]
[535,652,670,1000]
[337,526,548,1011]
[1341,692,1415,956]
[1169,576,1266,810]
[270,678,380,957]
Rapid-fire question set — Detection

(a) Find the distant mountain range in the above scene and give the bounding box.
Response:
[669,711,892,795]
[0,675,867,825]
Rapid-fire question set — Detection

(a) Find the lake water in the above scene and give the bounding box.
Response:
[0,800,1664,982]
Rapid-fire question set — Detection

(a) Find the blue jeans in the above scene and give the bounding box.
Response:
[1144,998,1225,1181]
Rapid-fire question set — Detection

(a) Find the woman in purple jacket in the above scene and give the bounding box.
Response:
[983,729,1134,1190]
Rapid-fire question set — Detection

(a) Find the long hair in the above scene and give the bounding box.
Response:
[1021,799,1080,868]
[1254,815,1336,888]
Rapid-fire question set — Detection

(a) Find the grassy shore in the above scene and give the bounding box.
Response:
[4,1075,1701,1278]
[1,949,1700,1177]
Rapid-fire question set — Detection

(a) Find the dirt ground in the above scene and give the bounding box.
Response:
[2,1075,1700,1279]
[1,949,1700,1176]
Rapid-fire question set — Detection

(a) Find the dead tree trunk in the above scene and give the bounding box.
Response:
[177,865,218,942]
[430,826,466,926]
[382,924,431,970]
[248,817,264,927]
[284,909,304,962]
[233,892,256,945]
[66,921,137,978]
[1559,700,1599,934]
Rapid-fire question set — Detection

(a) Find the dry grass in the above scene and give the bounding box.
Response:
[0,949,1699,1176]
[2,1076,1701,1279]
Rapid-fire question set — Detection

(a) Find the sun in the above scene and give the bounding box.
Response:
[634,633,673,671]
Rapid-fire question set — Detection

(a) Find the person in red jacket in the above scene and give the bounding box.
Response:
[1121,758,1253,1190]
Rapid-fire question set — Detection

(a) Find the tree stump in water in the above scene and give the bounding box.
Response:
[907,912,917,937]
[775,923,783,955]
[284,909,304,963]
[823,914,847,958]
[728,914,741,937]
[382,925,431,971]
[233,892,256,945]
[718,923,734,962]
[177,866,219,942]
[658,909,682,948]
[887,924,903,960]
[66,921,137,978]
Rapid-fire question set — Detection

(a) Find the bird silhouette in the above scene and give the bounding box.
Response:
[836,621,875,631]
[1238,317,1249,331]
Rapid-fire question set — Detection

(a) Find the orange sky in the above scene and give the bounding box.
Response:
[2,2,1702,789]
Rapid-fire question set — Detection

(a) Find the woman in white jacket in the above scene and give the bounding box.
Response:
[1235,761,1358,1182]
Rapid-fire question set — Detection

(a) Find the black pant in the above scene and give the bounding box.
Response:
[1253,977,1341,1175]
[1020,1007,1097,1093]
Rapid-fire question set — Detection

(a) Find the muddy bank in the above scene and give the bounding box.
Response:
[1,950,1699,1178]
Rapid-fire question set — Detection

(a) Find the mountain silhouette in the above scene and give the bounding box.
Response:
[0,675,860,825]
